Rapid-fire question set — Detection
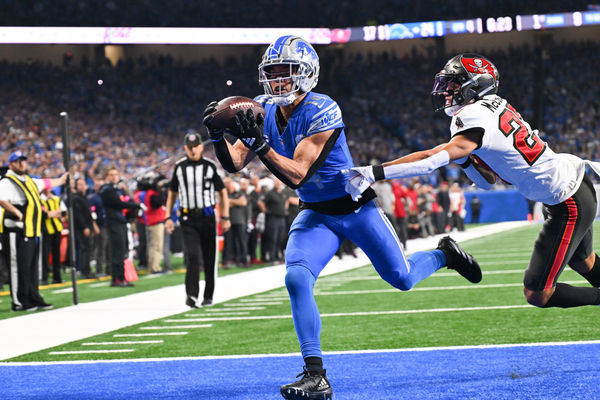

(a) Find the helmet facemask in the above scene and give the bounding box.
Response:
[431,74,466,116]
[258,35,320,106]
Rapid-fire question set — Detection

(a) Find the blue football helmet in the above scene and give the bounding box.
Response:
[258,35,320,106]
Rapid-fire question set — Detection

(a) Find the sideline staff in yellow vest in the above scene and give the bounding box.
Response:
[0,151,68,312]
[40,187,66,285]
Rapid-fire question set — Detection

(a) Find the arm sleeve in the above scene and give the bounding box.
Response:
[213,137,239,173]
[382,150,450,180]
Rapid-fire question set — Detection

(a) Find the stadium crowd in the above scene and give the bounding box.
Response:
[1,0,593,28]
[1,39,599,290]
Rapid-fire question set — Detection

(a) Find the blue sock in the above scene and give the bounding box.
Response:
[285,264,322,359]
[404,249,446,289]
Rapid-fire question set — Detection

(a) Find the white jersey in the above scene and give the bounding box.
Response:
[450,95,586,205]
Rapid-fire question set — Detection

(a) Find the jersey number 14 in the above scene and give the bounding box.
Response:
[499,104,546,166]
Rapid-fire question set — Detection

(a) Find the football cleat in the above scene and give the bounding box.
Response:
[186,296,199,309]
[280,367,332,400]
[437,236,482,283]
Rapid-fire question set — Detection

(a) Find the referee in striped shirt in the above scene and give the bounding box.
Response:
[165,131,230,308]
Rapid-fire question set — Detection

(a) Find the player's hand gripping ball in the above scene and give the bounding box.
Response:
[203,96,265,132]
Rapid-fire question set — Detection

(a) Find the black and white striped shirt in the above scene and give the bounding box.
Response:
[169,157,224,211]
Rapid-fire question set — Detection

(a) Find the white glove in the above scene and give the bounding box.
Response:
[342,166,375,202]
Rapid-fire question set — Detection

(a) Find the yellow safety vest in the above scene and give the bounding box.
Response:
[0,174,43,237]
[42,195,64,235]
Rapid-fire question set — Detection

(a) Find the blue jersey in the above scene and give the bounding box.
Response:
[254,92,353,203]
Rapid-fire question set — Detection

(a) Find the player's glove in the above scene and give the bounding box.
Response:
[202,101,224,142]
[233,109,270,157]
[341,165,385,201]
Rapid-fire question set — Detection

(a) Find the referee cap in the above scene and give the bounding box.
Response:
[9,151,27,163]
[184,130,201,147]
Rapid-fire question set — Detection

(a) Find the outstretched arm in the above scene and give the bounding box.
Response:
[344,132,481,200]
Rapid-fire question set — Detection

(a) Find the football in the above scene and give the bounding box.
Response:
[208,96,266,130]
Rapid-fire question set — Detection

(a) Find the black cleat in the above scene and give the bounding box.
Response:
[186,296,199,308]
[280,368,332,400]
[437,236,482,283]
[201,298,213,307]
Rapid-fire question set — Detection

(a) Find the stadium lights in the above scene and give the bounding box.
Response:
[0,10,597,45]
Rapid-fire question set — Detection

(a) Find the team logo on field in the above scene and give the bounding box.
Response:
[455,117,464,128]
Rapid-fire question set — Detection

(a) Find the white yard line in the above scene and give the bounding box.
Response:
[139,324,212,330]
[7,339,599,366]
[314,280,588,295]
[0,221,528,360]
[114,332,188,337]
[49,349,134,355]
[160,304,533,323]
[82,340,163,345]
[202,306,265,311]
[184,312,250,316]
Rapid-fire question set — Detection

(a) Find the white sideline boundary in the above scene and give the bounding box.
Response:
[5,339,600,366]
[0,221,528,360]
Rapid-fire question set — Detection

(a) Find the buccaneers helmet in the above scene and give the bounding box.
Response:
[258,35,320,106]
[431,53,500,116]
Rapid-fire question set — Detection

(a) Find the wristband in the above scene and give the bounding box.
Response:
[221,216,230,220]
[253,142,271,158]
[372,165,385,181]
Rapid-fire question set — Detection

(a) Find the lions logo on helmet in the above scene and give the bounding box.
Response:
[431,53,500,116]
[258,35,320,106]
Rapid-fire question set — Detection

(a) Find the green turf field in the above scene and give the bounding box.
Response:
[9,222,600,362]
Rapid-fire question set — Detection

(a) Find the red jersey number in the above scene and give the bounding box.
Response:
[499,104,545,166]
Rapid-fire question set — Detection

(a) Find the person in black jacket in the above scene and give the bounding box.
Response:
[72,178,98,279]
[99,167,140,287]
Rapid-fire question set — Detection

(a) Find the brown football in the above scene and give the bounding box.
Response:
[208,96,266,130]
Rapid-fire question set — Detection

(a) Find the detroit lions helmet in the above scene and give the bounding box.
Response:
[431,53,500,116]
[258,35,320,106]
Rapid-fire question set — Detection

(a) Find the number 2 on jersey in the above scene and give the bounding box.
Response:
[499,104,545,166]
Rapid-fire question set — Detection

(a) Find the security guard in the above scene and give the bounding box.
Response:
[165,131,230,308]
[0,151,67,311]
[40,187,65,284]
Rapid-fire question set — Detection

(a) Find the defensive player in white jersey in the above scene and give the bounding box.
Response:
[346,53,600,309]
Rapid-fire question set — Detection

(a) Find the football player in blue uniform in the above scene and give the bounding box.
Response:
[203,35,481,400]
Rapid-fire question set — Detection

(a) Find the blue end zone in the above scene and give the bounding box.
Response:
[1,343,599,399]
